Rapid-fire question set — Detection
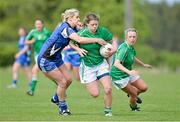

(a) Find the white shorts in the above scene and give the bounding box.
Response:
[34,54,39,64]
[113,75,140,89]
[79,60,110,84]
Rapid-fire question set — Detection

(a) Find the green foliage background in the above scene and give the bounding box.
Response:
[0,0,179,70]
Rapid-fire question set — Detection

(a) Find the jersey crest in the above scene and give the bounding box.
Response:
[61,28,69,38]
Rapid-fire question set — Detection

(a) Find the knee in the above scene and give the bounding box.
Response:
[75,76,80,81]
[58,80,67,88]
[66,78,72,85]
[140,85,148,93]
[74,73,80,81]
[104,87,112,95]
[90,91,99,98]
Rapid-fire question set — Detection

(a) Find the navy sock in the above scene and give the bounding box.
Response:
[53,92,59,102]
[59,101,67,112]
[12,80,17,85]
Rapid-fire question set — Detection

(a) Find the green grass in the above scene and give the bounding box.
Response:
[0,67,180,121]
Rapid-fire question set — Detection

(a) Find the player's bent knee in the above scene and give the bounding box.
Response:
[75,76,80,81]
[104,87,112,95]
[66,78,72,85]
[57,81,67,88]
[141,85,148,92]
[90,91,99,98]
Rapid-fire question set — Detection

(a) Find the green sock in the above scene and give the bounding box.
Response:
[30,80,37,92]
[104,107,112,114]
[130,104,138,109]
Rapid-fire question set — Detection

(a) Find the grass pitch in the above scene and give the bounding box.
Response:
[0,67,180,121]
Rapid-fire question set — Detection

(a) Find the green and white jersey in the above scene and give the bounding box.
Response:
[77,27,112,67]
[110,41,136,81]
[26,27,51,56]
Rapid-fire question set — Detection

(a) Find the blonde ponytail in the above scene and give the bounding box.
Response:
[61,8,79,22]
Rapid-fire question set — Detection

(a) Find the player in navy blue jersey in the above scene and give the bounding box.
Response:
[7,27,31,88]
[62,22,83,80]
[37,8,107,116]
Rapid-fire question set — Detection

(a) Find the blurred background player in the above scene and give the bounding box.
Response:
[7,27,31,88]
[112,35,122,51]
[25,19,51,96]
[62,45,81,80]
[110,28,152,111]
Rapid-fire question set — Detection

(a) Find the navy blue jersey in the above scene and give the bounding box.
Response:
[38,22,77,61]
[18,36,31,57]
[18,36,26,51]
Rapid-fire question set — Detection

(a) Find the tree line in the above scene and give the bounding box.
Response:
[0,0,179,69]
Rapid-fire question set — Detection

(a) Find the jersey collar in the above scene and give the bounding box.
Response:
[125,41,130,48]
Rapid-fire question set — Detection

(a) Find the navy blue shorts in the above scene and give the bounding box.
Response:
[38,57,64,73]
[63,48,81,67]
[64,53,80,67]
[16,55,31,67]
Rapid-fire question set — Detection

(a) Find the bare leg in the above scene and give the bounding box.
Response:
[27,64,39,95]
[64,62,71,70]
[72,66,80,81]
[23,66,32,82]
[44,68,67,101]
[31,64,39,82]
[12,62,21,83]
[99,76,112,108]
[86,81,99,98]
[44,67,71,115]
[51,64,72,106]
[7,62,21,88]
[122,83,138,105]
[131,78,148,94]
[58,64,72,89]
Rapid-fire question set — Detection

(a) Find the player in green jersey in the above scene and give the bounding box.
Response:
[25,19,51,96]
[110,28,152,111]
[71,13,115,116]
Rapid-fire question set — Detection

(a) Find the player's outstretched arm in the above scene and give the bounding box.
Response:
[69,33,106,45]
[134,57,152,68]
